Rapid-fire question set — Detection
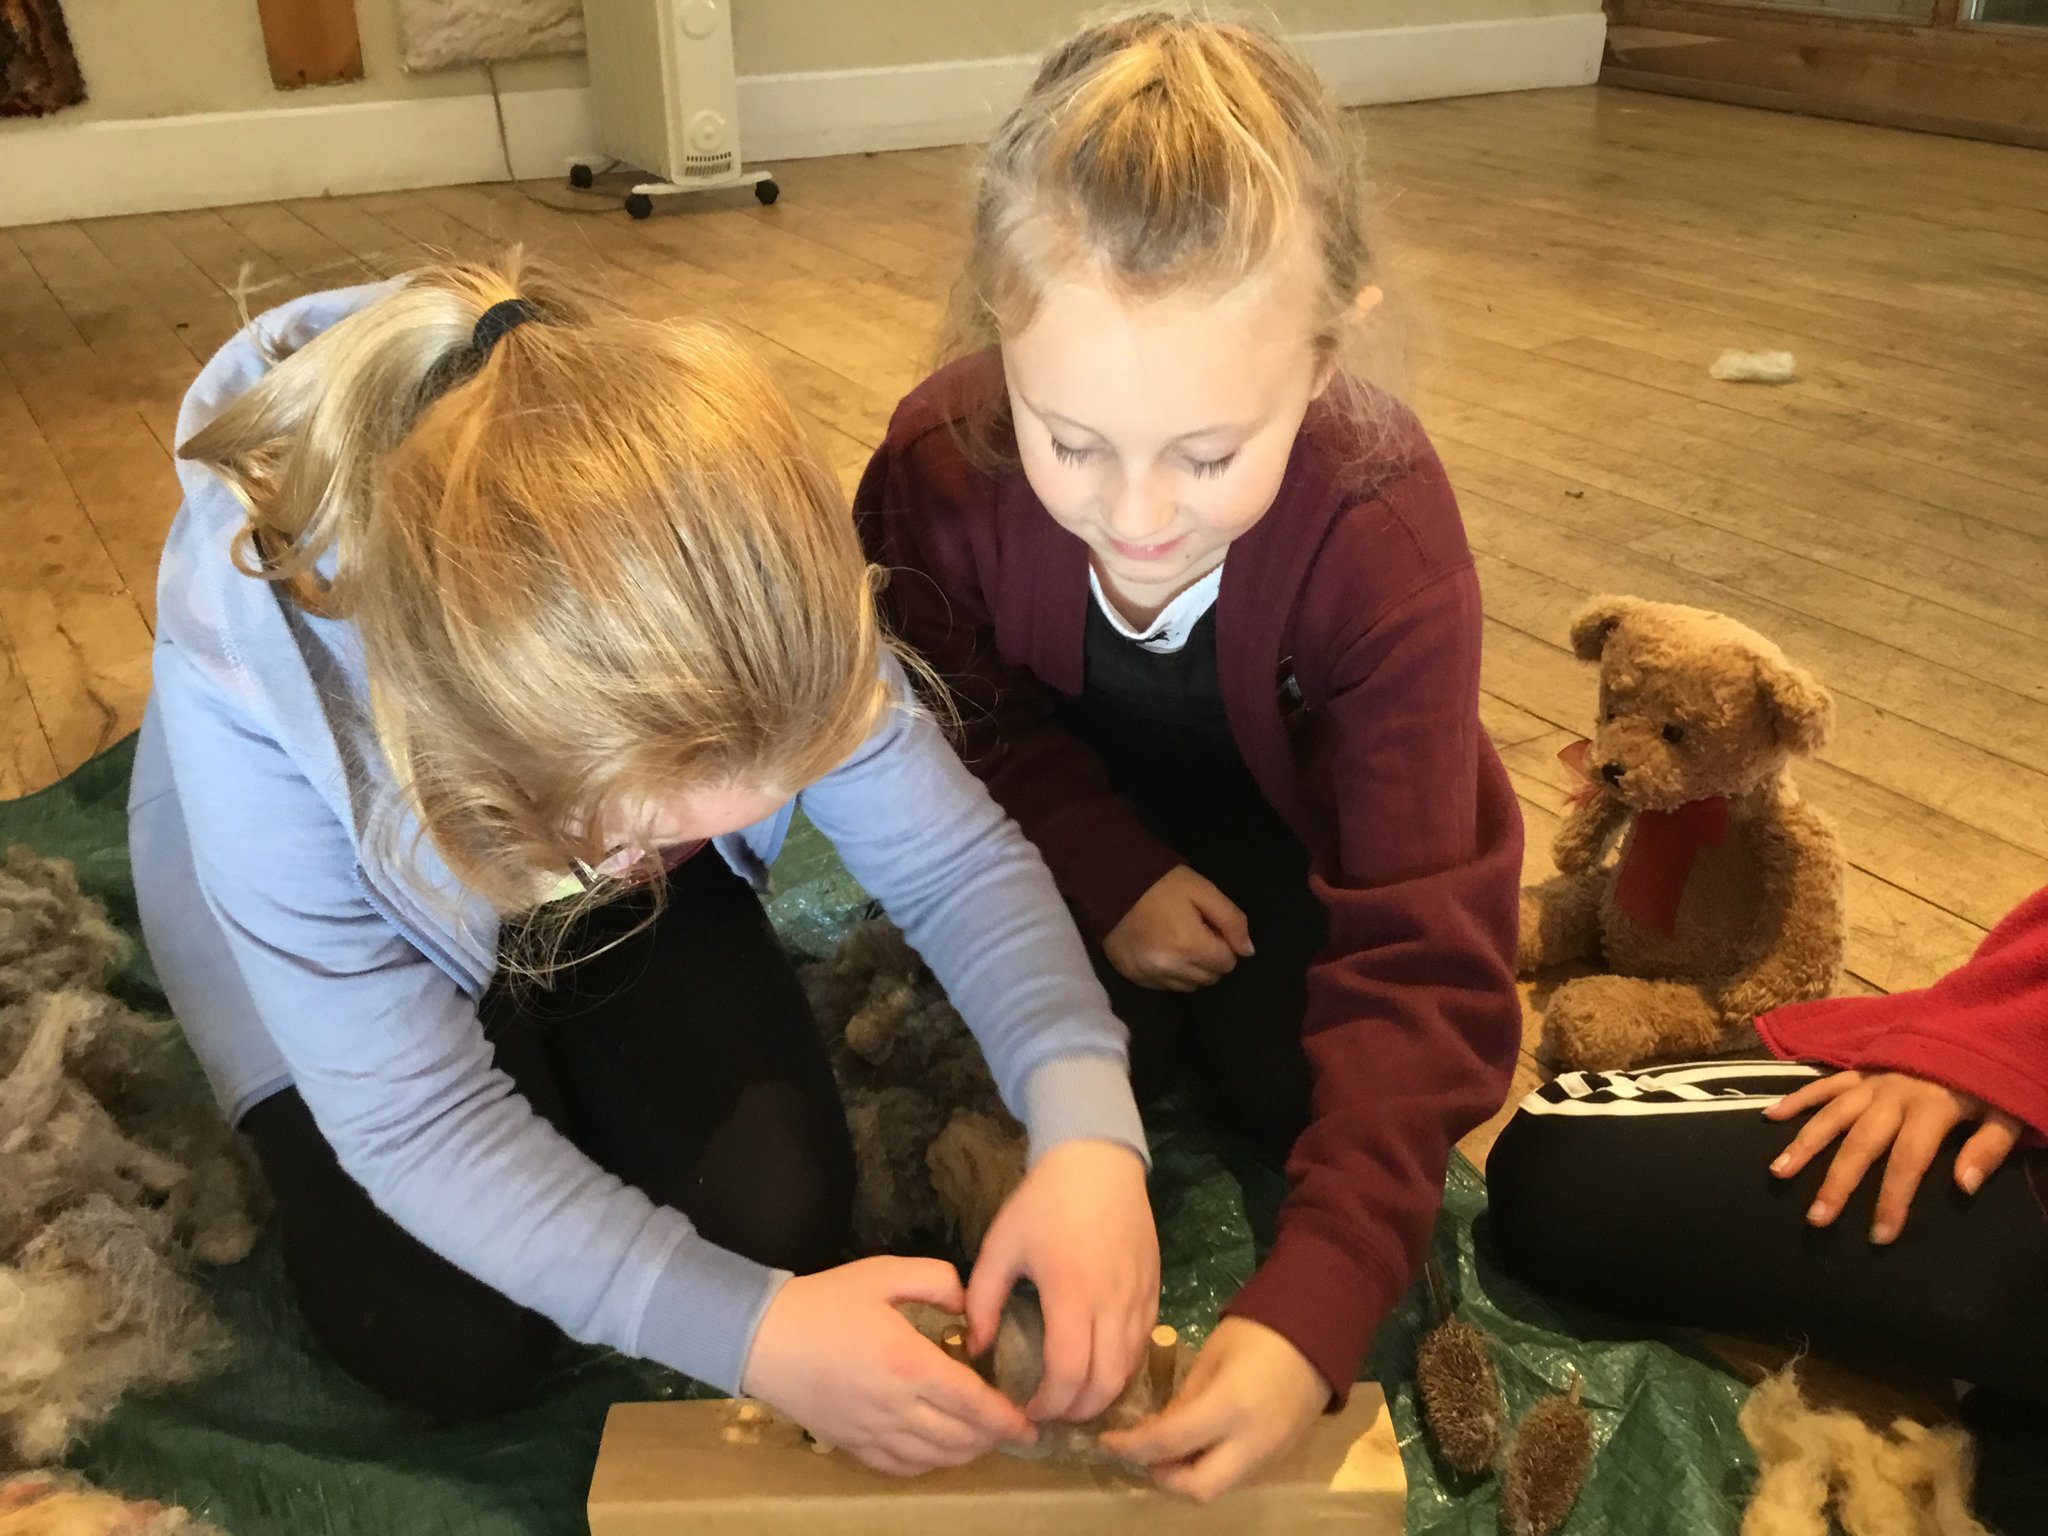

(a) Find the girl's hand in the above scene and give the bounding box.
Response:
[741,1257,1035,1476]
[1765,1069,2024,1243]
[1100,1317,1329,1503]
[966,1139,1158,1423]
[1104,867,1253,993]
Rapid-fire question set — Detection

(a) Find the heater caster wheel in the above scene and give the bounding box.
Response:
[569,162,595,189]
[755,178,780,206]
[625,193,655,220]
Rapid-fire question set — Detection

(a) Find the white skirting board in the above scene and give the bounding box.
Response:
[0,13,1604,229]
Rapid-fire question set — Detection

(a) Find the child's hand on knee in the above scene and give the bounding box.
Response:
[1104,867,1253,993]
[1765,1068,2023,1243]
[742,1256,1034,1476]
[965,1139,1158,1424]
[1100,1316,1328,1502]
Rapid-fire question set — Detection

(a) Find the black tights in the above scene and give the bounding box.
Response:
[1485,1063,2048,1535]
[241,850,854,1421]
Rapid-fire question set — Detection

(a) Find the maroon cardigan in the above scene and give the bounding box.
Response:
[854,357,1524,1394]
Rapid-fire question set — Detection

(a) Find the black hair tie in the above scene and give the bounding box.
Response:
[472,297,538,359]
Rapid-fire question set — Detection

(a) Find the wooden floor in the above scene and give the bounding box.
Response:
[3,87,2045,1151]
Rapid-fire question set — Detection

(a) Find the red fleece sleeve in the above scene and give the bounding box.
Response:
[1760,883,2048,1138]
[853,430,1182,939]
[1223,564,1524,1399]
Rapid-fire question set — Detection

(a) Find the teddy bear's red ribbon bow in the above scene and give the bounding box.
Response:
[1558,738,1731,938]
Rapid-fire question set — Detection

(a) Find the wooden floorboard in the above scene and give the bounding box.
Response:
[1,85,2041,1009]
[0,233,174,637]
[0,624,58,800]
[216,201,380,290]
[9,222,206,451]
[76,214,249,364]
[0,368,156,774]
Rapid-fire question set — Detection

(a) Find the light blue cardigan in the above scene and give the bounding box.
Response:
[128,283,1146,1395]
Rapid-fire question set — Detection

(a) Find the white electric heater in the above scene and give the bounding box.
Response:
[573,0,776,217]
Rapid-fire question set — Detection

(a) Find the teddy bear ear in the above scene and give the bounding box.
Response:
[1568,596,1641,661]
[1757,656,1834,755]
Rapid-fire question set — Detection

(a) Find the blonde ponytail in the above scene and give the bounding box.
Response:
[181,254,887,931]
[189,267,529,618]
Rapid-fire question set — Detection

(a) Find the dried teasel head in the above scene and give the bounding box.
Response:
[1500,1375,1594,1536]
[1416,1317,1503,1476]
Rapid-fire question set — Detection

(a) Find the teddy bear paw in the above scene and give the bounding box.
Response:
[1515,878,1604,976]
[1542,977,1677,1073]
[1546,975,1732,1072]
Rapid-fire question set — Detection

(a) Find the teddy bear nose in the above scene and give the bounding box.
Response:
[1600,762,1626,785]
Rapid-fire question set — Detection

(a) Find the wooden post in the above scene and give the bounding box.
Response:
[254,0,365,89]
[1147,1325,1180,1403]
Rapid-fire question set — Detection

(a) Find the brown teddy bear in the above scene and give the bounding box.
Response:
[1518,597,1847,1071]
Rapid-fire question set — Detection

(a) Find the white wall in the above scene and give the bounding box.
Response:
[731,0,1604,74]
[0,0,1605,226]
[21,0,1602,121]
[20,0,585,123]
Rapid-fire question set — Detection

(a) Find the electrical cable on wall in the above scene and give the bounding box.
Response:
[485,62,622,216]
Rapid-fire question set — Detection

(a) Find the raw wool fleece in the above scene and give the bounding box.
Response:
[1710,350,1798,384]
[1517,596,1846,1072]
[0,1469,224,1534]
[803,920,1027,1258]
[0,846,265,1467]
[743,1297,1184,1468]
[895,1299,1184,1465]
[1739,1371,1990,1536]
[802,922,1166,1464]
[398,0,582,71]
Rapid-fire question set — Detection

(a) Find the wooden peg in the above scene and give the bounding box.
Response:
[1148,1324,1180,1402]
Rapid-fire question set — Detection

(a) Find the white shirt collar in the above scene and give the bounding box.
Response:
[1087,562,1224,656]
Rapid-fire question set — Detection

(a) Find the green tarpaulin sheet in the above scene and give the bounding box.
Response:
[3,739,1753,1534]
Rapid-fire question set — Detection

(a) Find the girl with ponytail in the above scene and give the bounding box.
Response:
[134,255,1157,1469]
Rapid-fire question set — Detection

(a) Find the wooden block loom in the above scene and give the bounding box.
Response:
[587,1385,1406,1535]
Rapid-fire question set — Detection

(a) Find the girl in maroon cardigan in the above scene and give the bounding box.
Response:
[855,12,1523,1500]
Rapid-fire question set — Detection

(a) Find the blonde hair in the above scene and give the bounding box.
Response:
[942,6,1411,463]
[182,254,886,939]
